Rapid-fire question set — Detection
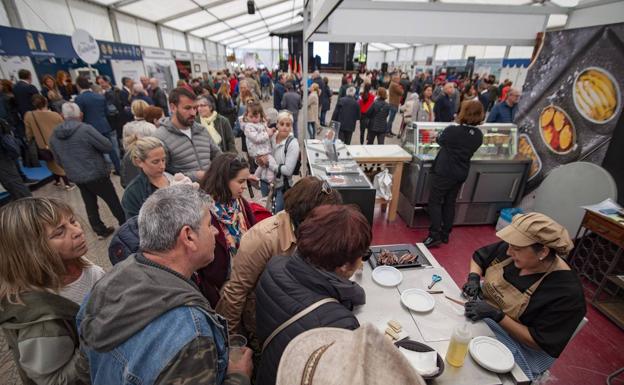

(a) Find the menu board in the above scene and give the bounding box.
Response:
[515,22,623,190]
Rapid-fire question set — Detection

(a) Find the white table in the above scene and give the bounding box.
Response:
[346,145,412,222]
[353,244,530,385]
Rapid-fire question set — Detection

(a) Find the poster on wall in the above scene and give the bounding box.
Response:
[515,22,623,190]
[110,60,146,87]
[144,59,178,92]
[0,56,40,89]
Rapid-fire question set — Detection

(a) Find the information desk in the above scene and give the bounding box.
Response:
[304,140,376,224]
[353,243,530,385]
[345,145,412,222]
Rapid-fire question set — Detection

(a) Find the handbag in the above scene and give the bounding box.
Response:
[31,112,55,162]
[22,138,40,167]
[261,298,338,353]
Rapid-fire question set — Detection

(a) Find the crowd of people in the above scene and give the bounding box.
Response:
[0,63,586,385]
[325,68,522,145]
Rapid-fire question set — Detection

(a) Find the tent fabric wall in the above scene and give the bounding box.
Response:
[17,0,113,41]
[367,51,385,69]
[161,27,187,51]
[188,36,205,53]
[0,2,8,27]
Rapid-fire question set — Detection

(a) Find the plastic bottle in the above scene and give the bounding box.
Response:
[445,322,472,367]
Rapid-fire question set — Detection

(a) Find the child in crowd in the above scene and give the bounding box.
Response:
[241,101,275,184]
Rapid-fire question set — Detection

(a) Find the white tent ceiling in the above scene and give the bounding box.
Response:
[89,0,303,47]
[88,0,618,50]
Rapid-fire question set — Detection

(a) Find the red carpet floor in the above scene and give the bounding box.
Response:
[371,208,624,385]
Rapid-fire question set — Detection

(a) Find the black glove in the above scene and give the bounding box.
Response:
[462,272,482,299]
[465,300,504,323]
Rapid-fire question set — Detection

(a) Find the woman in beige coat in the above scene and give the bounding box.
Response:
[24,94,74,189]
[215,177,342,349]
[306,83,321,139]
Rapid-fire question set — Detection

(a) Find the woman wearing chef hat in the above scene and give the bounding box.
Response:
[461,212,586,380]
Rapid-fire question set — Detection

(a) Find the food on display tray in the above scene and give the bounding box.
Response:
[574,67,620,123]
[377,249,417,266]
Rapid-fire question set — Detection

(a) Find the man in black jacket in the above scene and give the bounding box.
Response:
[331,86,360,144]
[150,78,169,116]
[434,82,456,122]
[13,69,39,138]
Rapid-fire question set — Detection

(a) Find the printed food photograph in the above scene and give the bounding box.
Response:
[573,67,620,123]
[539,106,576,154]
[517,134,541,179]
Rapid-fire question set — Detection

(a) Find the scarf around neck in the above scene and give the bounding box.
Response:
[213,199,248,257]
[201,111,221,145]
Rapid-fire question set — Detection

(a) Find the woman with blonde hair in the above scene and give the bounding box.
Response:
[216,82,237,127]
[121,99,156,147]
[256,111,300,213]
[0,197,103,385]
[307,83,320,139]
[121,136,173,218]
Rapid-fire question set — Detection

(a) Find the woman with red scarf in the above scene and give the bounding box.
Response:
[357,84,375,145]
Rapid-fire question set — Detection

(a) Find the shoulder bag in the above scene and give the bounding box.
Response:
[261,297,338,353]
[31,112,55,162]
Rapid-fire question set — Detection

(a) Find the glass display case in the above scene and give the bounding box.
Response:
[401,122,519,160]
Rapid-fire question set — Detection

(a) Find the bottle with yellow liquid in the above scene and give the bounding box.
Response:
[445,322,471,367]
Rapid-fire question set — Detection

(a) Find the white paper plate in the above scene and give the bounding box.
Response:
[371,266,403,287]
[400,288,435,312]
[468,336,515,373]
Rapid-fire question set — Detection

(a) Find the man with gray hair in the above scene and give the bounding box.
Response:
[77,185,253,385]
[149,77,169,116]
[331,86,360,144]
[50,102,125,239]
[487,87,521,123]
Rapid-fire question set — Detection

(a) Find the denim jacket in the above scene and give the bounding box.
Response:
[76,254,245,385]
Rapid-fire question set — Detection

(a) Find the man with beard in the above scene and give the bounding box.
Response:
[154,88,221,182]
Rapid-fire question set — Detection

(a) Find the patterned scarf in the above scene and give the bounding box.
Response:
[213,199,248,257]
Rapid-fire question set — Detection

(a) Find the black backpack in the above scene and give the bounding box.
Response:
[277,136,301,191]
[284,135,301,176]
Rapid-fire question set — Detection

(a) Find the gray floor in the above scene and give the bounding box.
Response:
[0,97,404,384]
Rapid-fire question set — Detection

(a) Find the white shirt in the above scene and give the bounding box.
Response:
[59,264,106,305]
[179,127,192,139]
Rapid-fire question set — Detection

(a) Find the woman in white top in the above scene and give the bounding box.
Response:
[0,197,105,385]
[122,99,156,149]
[257,111,300,213]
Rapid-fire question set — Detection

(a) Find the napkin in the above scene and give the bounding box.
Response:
[399,347,439,377]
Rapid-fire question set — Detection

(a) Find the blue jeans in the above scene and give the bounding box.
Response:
[103,130,121,173]
[386,105,399,134]
[261,180,284,214]
[307,122,316,139]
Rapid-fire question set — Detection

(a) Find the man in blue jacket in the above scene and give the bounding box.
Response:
[13,69,39,138]
[78,185,253,385]
[75,76,121,175]
[487,88,521,123]
[273,74,286,110]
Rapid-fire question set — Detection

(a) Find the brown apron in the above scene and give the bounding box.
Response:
[482,257,569,322]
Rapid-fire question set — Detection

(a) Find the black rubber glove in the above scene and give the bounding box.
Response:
[462,272,482,299]
[465,300,504,323]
